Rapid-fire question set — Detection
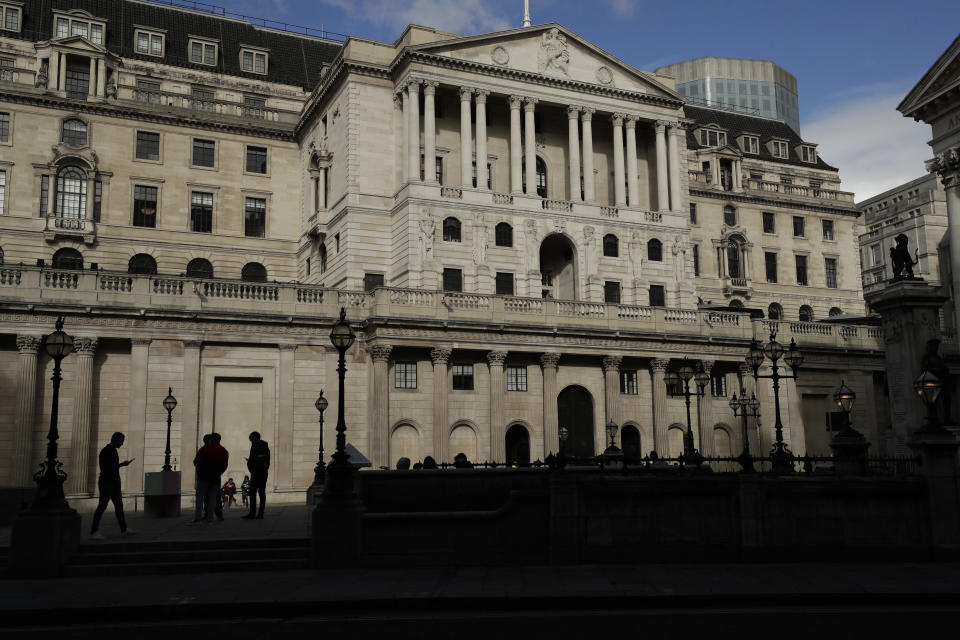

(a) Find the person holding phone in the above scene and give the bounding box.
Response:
[89,432,135,540]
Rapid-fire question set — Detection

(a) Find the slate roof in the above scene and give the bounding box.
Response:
[683,105,837,172]
[15,0,342,90]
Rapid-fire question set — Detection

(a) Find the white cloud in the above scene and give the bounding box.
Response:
[318,0,511,35]
[604,0,636,17]
[803,89,932,202]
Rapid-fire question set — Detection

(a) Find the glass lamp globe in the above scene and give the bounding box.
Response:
[762,338,784,361]
[163,387,178,412]
[606,420,618,439]
[329,307,356,351]
[745,340,765,369]
[559,426,569,443]
[914,370,943,406]
[784,339,804,370]
[833,381,856,413]
[694,366,710,389]
[43,316,75,359]
[728,393,739,412]
[664,371,680,387]
[749,394,761,413]
[678,363,695,382]
[315,390,328,413]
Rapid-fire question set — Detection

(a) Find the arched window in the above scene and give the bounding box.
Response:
[495,222,513,247]
[829,307,843,317]
[186,258,214,279]
[56,166,87,219]
[723,204,737,226]
[442,217,461,242]
[768,303,783,320]
[799,305,814,322]
[726,239,741,278]
[729,299,744,309]
[52,247,83,270]
[603,234,619,257]
[647,238,663,262]
[521,157,548,198]
[61,119,88,147]
[319,243,327,273]
[128,254,157,275]
[241,262,267,283]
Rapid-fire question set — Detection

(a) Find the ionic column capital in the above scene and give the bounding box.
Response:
[74,337,98,356]
[509,95,524,109]
[369,343,393,362]
[422,80,439,95]
[459,86,474,100]
[927,147,960,189]
[566,105,582,119]
[430,347,453,365]
[523,97,539,111]
[474,89,490,103]
[602,355,622,373]
[16,335,42,354]
[611,113,625,126]
[486,351,508,367]
[649,358,670,374]
[540,352,561,369]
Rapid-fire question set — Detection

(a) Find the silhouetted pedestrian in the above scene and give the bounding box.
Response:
[422,456,437,469]
[89,432,134,540]
[192,433,228,523]
[242,431,270,520]
[396,457,411,470]
[453,452,473,468]
[241,475,250,507]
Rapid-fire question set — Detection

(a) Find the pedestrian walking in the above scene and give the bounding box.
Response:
[242,431,270,520]
[240,475,250,507]
[89,432,135,540]
[222,477,237,510]
[192,432,228,523]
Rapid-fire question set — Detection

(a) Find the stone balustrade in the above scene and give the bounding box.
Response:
[116,85,294,124]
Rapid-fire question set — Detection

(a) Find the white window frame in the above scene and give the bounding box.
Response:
[699,128,726,147]
[741,135,759,154]
[188,38,218,66]
[0,110,12,146]
[0,163,9,215]
[800,145,817,163]
[506,365,527,392]
[0,3,21,33]
[134,28,165,57]
[53,13,105,44]
[239,47,268,75]
[771,140,789,159]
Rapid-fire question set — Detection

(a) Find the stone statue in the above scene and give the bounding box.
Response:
[419,215,436,264]
[35,63,48,89]
[538,28,570,77]
[628,231,643,280]
[583,226,596,276]
[889,233,919,280]
[672,237,685,280]
[525,219,539,271]
[473,220,488,266]
[105,74,117,99]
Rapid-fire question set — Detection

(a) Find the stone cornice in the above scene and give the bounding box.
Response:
[689,187,860,217]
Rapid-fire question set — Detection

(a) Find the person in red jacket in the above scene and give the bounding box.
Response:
[191,432,229,523]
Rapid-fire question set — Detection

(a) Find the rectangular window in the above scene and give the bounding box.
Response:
[0,169,5,213]
[243,96,266,119]
[795,255,808,286]
[190,191,213,233]
[771,140,788,158]
[710,372,727,397]
[0,112,8,142]
[71,21,87,39]
[762,211,775,234]
[133,185,158,228]
[136,79,161,104]
[0,57,12,81]
[56,17,68,39]
[871,244,881,266]
[241,49,268,74]
[689,202,697,224]
[792,216,805,237]
[765,252,778,283]
[825,257,838,288]
[649,284,665,307]
[699,129,726,147]
[452,364,474,391]
[620,370,638,395]
[246,146,267,173]
[135,131,160,161]
[443,268,462,292]
[822,219,835,241]
[506,366,527,392]
[135,30,164,57]
[394,362,417,389]
[40,175,49,215]
[742,135,758,154]
[192,87,215,112]
[93,180,102,222]
[1,6,20,32]
[693,245,700,276]
[801,146,817,163]
[64,69,90,100]
[495,272,514,296]
[90,24,103,45]
[192,139,215,167]
[363,273,385,291]
[471,160,492,189]
[244,197,266,238]
[604,281,621,304]
[190,40,217,66]
[435,156,443,184]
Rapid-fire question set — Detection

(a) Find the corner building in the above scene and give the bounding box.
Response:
[0,1,888,499]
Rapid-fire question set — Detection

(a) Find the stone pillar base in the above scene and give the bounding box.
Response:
[909,431,960,550]
[10,507,81,577]
[311,498,365,568]
[830,432,871,475]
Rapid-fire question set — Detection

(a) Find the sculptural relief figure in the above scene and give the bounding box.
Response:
[105,74,117,99]
[419,215,436,264]
[889,232,919,279]
[525,219,539,271]
[473,218,489,266]
[628,231,643,280]
[583,226,596,276]
[672,237,685,280]
[35,62,48,88]
[538,28,570,77]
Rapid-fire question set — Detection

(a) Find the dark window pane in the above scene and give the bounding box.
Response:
[133,185,158,227]
[603,234,618,257]
[364,273,384,291]
[64,69,89,100]
[128,254,157,275]
[136,131,160,160]
[443,268,462,292]
[762,212,775,233]
[793,216,805,237]
[193,139,215,167]
[186,258,213,279]
[394,362,417,389]
[604,281,620,304]
[244,96,266,119]
[190,191,213,233]
[52,248,83,270]
[61,119,87,147]
[192,87,215,112]
[765,252,777,283]
[246,146,267,173]
[443,217,461,242]
[452,364,474,390]
[495,222,512,247]
[244,197,265,238]
[495,272,514,295]
[649,284,665,307]
[795,255,808,286]
[241,262,267,282]
[647,239,662,261]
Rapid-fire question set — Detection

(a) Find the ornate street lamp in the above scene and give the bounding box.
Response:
[832,381,862,438]
[162,388,177,472]
[914,370,944,432]
[745,327,803,473]
[34,316,75,508]
[729,391,761,473]
[314,390,329,484]
[324,308,356,498]
[665,360,709,465]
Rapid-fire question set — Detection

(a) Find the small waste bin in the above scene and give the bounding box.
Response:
[144,471,181,517]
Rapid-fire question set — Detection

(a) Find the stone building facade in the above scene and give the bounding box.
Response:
[0,1,887,498]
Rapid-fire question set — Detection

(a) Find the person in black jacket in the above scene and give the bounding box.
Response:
[89,432,134,540]
[242,431,270,520]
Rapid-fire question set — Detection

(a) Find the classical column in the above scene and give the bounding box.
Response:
[460,87,474,188]
[733,159,743,191]
[423,82,438,184]
[625,116,639,208]
[567,105,582,202]
[88,57,97,98]
[697,360,714,457]
[68,337,97,495]
[509,96,523,195]
[13,336,41,487]
[541,352,560,457]
[407,81,421,182]
[581,108,596,202]
[431,347,452,463]
[48,53,59,91]
[487,351,508,462]
[58,57,67,95]
[96,58,106,98]
[654,121,669,211]
[180,340,202,478]
[602,356,622,426]
[277,344,296,489]
[612,114,626,207]
[668,123,683,213]
[126,338,151,492]
[474,90,489,190]
[401,89,410,182]
[524,98,538,196]
[317,167,327,210]
[928,148,960,333]
[369,344,393,468]
[650,358,670,457]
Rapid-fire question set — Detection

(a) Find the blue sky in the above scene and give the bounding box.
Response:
[219,0,957,199]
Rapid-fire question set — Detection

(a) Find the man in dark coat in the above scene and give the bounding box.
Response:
[192,432,229,523]
[89,432,134,539]
[242,431,270,520]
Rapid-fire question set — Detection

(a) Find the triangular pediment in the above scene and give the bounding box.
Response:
[51,35,107,54]
[411,23,680,100]
[899,34,960,119]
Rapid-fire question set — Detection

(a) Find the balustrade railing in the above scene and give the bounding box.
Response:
[444,292,491,310]
[0,267,21,286]
[440,187,463,199]
[100,275,133,292]
[492,193,514,205]
[644,211,663,223]
[542,199,574,212]
[600,206,619,218]
[121,85,286,122]
[43,271,79,289]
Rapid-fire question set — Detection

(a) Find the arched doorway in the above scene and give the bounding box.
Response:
[391,424,422,468]
[621,424,641,461]
[540,233,577,300]
[557,385,594,458]
[505,424,530,467]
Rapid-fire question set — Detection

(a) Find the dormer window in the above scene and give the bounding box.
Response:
[800,145,817,163]
[0,3,21,33]
[741,135,758,154]
[135,28,165,57]
[699,128,726,147]
[240,47,268,75]
[54,13,105,44]
[189,38,218,66]
[771,140,789,159]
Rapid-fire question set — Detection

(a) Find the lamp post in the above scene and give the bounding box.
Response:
[664,360,710,465]
[728,391,761,472]
[162,388,177,472]
[914,370,945,433]
[314,390,328,484]
[745,327,803,473]
[34,315,75,508]
[324,308,356,498]
[833,381,860,437]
